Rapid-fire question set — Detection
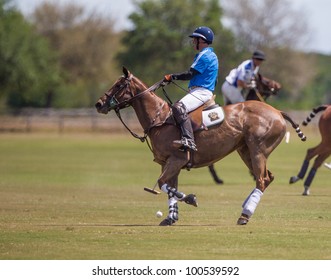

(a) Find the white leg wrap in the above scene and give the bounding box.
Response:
[242,188,263,217]
[168,199,179,221]
[160,183,185,200]
[168,197,177,207]
[161,183,169,194]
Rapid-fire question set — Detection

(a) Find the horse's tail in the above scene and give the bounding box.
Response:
[302,105,328,126]
[281,111,307,141]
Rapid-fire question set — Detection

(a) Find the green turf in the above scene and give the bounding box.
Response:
[0,132,330,260]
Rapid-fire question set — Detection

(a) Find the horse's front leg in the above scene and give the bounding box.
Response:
[158,159,198,226]
[301,150,331,195]
[289,159,310,185]
[289,145,320,185]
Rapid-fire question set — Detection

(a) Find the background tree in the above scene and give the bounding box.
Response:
[31,2,120,107]
[1,0,329,110]
[301,54,331,107]
[116,0,236,102]
[0,0,61,109]
[221,0,317,107]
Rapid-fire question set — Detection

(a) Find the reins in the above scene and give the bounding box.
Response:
[113,79,172,153]
[161,81,189,105]
[110,78,189,153]
[248,74,279,102]
[254,89,266,102]
[115,108,147,142]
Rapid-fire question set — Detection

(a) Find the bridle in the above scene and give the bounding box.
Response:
[250,74,279,102]
[104,74,134,111]
[104,74,166,111]
[102,75,171,150]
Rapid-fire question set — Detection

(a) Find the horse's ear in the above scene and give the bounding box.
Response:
[122,66,130,78]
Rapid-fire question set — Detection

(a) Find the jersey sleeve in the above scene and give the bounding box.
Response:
[190,53,208,74]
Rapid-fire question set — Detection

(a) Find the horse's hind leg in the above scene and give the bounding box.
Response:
[237,147,274,187]
[208,164,224,184]
[236,148,271,225]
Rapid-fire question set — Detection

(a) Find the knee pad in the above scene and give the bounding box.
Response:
[172,102,188,123]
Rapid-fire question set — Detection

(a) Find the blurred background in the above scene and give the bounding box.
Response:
[1,0,330,132]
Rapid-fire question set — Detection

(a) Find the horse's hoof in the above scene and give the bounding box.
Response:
[215,178,224,184]
[159,218,175,226]
[289,176,300,184]
[180,194,198,207]
[302,188,310,196]
[237,215,249,225]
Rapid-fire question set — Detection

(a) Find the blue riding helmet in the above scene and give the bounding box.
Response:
[189,26,214,44]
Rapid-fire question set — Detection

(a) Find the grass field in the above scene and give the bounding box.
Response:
[0,131,330,260]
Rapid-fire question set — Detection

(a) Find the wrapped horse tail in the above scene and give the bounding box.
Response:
[280,111,306,141]
[302,105,328,126]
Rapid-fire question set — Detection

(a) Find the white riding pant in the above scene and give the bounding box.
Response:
[179,87,213,112]
[221,81,245,105]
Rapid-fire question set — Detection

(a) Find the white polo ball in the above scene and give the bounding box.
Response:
[156,210,163,218]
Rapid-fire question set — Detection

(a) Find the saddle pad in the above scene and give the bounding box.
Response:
[202,106,225,128]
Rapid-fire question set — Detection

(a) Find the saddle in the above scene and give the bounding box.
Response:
[165,96,224,131]
[188,96,225,131]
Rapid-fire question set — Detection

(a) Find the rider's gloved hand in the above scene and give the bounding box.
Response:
[248,80,256,89]
[164,74,173,82]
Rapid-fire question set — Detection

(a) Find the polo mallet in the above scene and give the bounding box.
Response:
[144,181,160,195]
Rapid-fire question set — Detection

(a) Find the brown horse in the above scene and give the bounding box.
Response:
[209,73,282,184]
[95,67,306,226]
[289,105,331,195]
[245,73,281,101]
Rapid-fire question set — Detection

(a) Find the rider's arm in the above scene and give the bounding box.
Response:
[171,68,199,81]
[237,79,249,89]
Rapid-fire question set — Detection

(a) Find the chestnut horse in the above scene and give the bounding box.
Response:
[209,73,282,184]
[289,105,331,195]
[95,67,306,226]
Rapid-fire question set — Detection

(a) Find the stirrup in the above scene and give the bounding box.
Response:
[173,137,197,152]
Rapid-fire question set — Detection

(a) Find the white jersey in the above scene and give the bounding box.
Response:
[225,59,258,89]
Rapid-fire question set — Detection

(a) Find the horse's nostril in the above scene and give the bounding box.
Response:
[95,102,102,109]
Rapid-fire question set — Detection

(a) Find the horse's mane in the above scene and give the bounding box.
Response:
[132,75,149,90]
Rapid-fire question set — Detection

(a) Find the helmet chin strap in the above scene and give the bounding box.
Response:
[195,38,200,50]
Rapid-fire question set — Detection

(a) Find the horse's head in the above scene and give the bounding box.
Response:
[256,74,281,97]
[95,67,136,114]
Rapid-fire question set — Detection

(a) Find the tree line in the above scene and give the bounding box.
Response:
[0,0,330,111]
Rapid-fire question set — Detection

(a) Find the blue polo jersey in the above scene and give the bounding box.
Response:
[188,47,219,91]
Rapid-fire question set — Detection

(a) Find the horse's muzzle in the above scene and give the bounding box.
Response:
[95,100,109,114]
